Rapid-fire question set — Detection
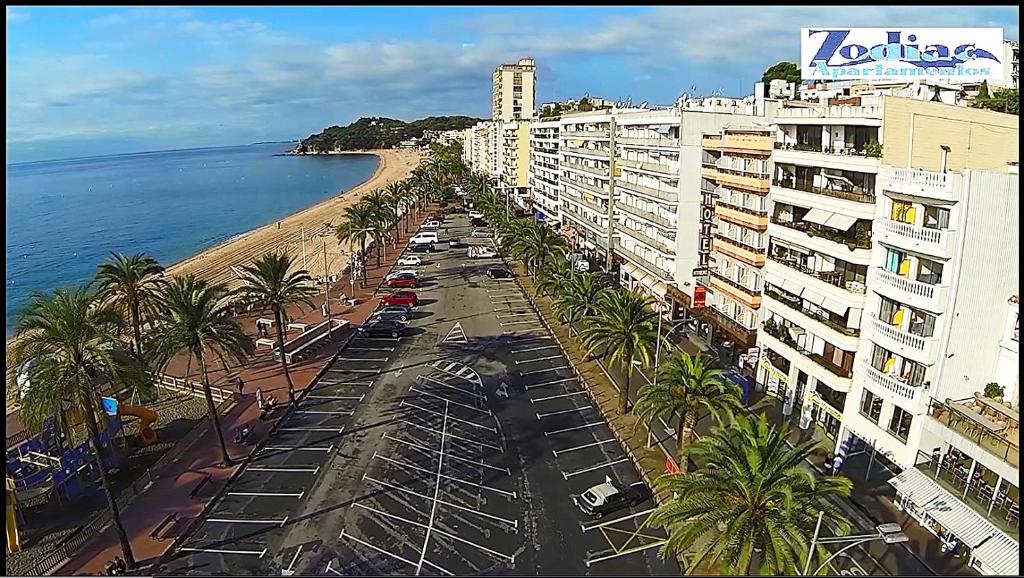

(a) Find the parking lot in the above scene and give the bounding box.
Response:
[156,211,676,576]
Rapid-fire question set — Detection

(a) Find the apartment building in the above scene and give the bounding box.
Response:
[698,127,774,353]
[501,121,531,209]
[558,109,617,268]
[995,39,1019,90]
[492,58,536,122]
[528,119,561,223]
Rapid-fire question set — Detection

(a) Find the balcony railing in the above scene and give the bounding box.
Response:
[714,233,765,255]
[701,304,757,341]
[616,202,674,229]
[774,141,881,158]
[880,166,955,199]
[868,313,935,361]
[563,162,609,178]
[562,130,610,139]
[762,285,860,336]
[929,398,1019,468]
[562,191,608,215]
[565,177,610,198]
[774,177,875,204]
[617,222,676,255]
[762,322,855,379]
[562,145,611,159]
[770,218,871,249]
[878,218,952,256]
[617,158,677,176]
[703,134,774,152]
[860,362,921,405]
[616,179,679,203]
[617,136,681,148]
[872,267,944,303]
[769,257,866,293]
[776,105,882,120]
[613,240,674,282]
[710,271,762,309]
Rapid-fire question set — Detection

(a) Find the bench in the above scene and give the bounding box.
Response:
[287,322,308,333]
[150,512,178,541]
[256,338,276,349]
[273,319,349,363]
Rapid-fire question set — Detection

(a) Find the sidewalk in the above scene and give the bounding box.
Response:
[56,209,431,575]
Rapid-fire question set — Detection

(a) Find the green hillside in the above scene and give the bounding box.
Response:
[293,115,483,153]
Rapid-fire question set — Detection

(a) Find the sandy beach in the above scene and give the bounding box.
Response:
[163,148,423,289]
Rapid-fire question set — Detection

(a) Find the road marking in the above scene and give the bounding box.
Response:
[552,439,617,456]
[246,466,320,474]
[442,322,468,344]
[339,530,454,576]
[428,362,481,385]
[347,346,395,351]
[495,312,533,319]
[263,445,334,452]
[500,320,535,327]
[364,475,519,529]
[401,419,503,451]
[344,369,381,374]
[545,422,604,436]
[399,401,497,433]
[284,544,303,574]
[337,357,389,362]
[306,394,365,401]
[279,427,345,433]
[382,433,510,475]
[521,365,569,376]
[531,391,587,403]
[372,453,517,498]
[563,458,630,479]
[515,355,562,364]
[409,387,491,415]
[206,517,289,526]
[295,410,354,416]
[536,407,591,419]
[524,377,579,390]
[419,375,486,401]
[227,491,305,498]
[180,547,268,557]
[351,337,401,342]
[512,345,559,353]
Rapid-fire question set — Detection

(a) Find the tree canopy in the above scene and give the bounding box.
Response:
[761,61,802,85]
[293,115,485,153]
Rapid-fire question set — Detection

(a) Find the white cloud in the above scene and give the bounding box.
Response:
[7,7,30,22]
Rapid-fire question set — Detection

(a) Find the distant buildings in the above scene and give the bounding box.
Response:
[492,58,537,122]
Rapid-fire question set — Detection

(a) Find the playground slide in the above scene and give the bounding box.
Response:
[119,405,158,445]
[6,477,20,553]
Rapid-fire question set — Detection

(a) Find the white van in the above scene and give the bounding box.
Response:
[410,231,439,245]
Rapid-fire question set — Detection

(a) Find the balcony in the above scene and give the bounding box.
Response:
[617,222,676,255]
[713,235,766,267]
[564,178,610,198]
[562,145,611,160]
[700,304,757,346]
[702,167,771,193]
[877,218,954,258]
[858,362,922,406]
[770,217,871,250]
[765,259,867,306]
[614,239,673,282]
[618,136,681,149]
[774,141,881,158]
[716,204,769,231]
[929,395,1019,469]
[776,105,883,121]
[562,191,608,216]
[562,162,609,179]
[616,179,679,203]
[562,130,610,139]
[762,285,861,339]
[618,158,677,177]
[703,133,774,153]
[760,321,855,384]
[880,166,958,201]
[710,272,762,309]
[867,313,940,365]
[773,176,875,204]
[872,267,949,314]
[615,202,674,230]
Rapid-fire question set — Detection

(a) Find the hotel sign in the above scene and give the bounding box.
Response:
[693,187,716,279]
[802,28,1005,82]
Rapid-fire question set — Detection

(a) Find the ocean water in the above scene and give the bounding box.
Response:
[5,144,379,336]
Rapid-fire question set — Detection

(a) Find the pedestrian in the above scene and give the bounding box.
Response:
[105,560,116,576]
[235,376,245,395]
[831,454,844,475]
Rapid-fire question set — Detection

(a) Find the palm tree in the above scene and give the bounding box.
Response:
[552,271,607,337]
[95,252,168,358]
[234,252,317,404]
[535,258,573,298]
[11,287,152,569]
[336,202,375,285]
[517,223,567,277]
[362,190,396,264]
[150,276,253,467]
[650,414,853,575]
[580,289,661,414]
[634,352,742,471]
[383,181,408,238]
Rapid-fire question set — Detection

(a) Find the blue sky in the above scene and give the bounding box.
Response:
[6,6,1019,163]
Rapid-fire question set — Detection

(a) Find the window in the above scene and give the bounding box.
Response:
[887,405,913,441]
[885,248,908,276]
[922,205,951,230]
[797,126,822,149]
[917,258,944,285]
[879,297,900,324]
[907,309,936,338]
[860,390,883,423]
[891,199,915,223]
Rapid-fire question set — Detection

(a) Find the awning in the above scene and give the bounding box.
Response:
[802,286,828,309]
[620,262,669,298]
[972,532,1019,576]
[824,213,858,231]
[803,208,833,226]
[820,295,850,316]
[888,468,1005,550]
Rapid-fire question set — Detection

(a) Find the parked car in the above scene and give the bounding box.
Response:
[370,304,412,323]
[385,270,421,282]
[469,211,485,220]
[468,246,498,259]
[357,319,408,339]
[397,255,423,266]
[486,266,514,279]
[422,219,442,230]
[470,217,488,228]
[386,273,418,288]
[410,231,439,245]
[379,290,419,307]
[410,242,436,253]
[572,477,650,518]
[448,237,462,248]
[471,228,491,238]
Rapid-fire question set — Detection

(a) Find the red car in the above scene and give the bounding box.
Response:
[386,273,418,288]
[379,290,419,307]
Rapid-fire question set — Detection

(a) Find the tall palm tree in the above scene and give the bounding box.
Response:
[383,181,408,238]
[634,352,742,471]
[234,252,317,404]
[580,289,661,414]
[11,287,152,569]
[95,252,168,358]
[535,258,573,298]
[336,202,375,285]
[552,271,607,337]
[517,222,567,277]
[150,276,253,467]
[362,190,397,264]
[650,414,852,575]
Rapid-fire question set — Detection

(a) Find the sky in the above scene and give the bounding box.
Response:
[5,5,1020,164]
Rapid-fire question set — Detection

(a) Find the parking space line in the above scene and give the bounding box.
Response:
[544,422,603,436]
[563,458,629,479]
[536,407,591,420]
[512,345,559,353]
[515,355,562,364]
[351,337,401,342]
[295,410,354,416]
[279,427,345,433]
[399,401,497,433]
[227,491,305,498]
[347,346,395,351]
[206,517,289,526]
[246,466,320,474]
[409,387,492,415]
[353,503,515,564]
[495,312,533,319]
[580,508,658,532]
[363,475,519,530]
[500,320,536,326]
[337,357,389,362]
[524,377,579,390]
[262,444,334,452]
[284,545,303,574]
[521,365,569,376]
[419,375,486,400]
[401,419,503,451]
[430,364,479,384]
[552,439,617,456]
[530,391,587,403]
[339,529,454,576]
[372,453,517,499]
[382,433,511,475]
[585,541,666,568]
[318,380,374,387]
[307,394,365,401]
[344,369,381,374]
[179,547,268,557]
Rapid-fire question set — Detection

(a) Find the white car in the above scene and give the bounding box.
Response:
[469,211,485,220]
[397,255,423,266]
[385,270,421,282]
[468,246,497,259]
[470,228,491,238]
[410,232,439,245]
[422,220,442,230]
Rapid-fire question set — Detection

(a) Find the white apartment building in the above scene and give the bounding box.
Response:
[464,121,502,179]
[528,119,561,223]
[558,110,617,268]
[501,121,531,209]
[492,58,537,122]
[995,39,1019,90]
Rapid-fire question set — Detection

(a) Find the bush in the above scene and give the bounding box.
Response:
[984,382,1005,399]
[864,140,882,158]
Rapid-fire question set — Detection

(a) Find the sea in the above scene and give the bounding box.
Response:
[5,143,379,336]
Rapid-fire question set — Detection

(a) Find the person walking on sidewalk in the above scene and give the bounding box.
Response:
[830,454,844,475]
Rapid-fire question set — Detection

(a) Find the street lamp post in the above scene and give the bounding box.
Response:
[804,511,908,576]
[320,227,333,338]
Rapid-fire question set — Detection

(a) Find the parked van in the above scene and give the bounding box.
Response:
[410,231,439,245]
